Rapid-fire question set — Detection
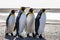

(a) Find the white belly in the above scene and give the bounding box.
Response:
[6,15,15,33]
[26,14,35,33]
[9,15,15,26]
[38,14,46,35]
[19,14,27,35]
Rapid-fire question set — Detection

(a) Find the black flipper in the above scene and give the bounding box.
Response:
[26,13,30,17]
[35,11,42,35]
[6,13,11,28]
[14,11,22,30]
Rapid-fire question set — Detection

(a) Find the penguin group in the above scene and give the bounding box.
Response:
[5,7,46,39]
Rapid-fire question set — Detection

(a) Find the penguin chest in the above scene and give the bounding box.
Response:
[38,14,46,34]
[19,14,26,26]
[27,14,34,23]
[19,14,27,33]
[39,14,46,27]
[8,15,15,26]
[6,15,15,33]
[39,14,46,23]
[26,14,35,32]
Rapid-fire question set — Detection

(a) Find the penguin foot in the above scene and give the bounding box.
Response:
[5,33,8,36]
[5,33,8,38]
[32,33,36,37]
[11,33,13,36]
[27,34,31,37]
[39,34,43,39]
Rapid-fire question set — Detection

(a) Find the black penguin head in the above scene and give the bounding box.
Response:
[21,7,26,11]
[11,10,15,14]
[41,9,46,13]
[41,9,46,12]
[29,8,33,13]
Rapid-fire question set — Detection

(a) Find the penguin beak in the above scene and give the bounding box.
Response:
[15,10,18,13]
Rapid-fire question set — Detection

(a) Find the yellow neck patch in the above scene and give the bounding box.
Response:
[23,12,26,14]
[30,12,33,15]
[11,14,15,16]
[42,12,45,15]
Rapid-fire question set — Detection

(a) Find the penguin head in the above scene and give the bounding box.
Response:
[41,9,46,13]
[11,10,15,14]
[29,8,34,13]
[20,7,26,12]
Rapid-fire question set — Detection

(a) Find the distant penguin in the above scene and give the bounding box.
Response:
[35,9,46,38]
[25,8,35,37]
[5,10,15,36]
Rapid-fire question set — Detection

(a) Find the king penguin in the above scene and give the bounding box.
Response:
[18,7,27,38]
[14,7,26,38]
[35,9,46,38]
[25,8,35,37]
[5,10,15,36]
